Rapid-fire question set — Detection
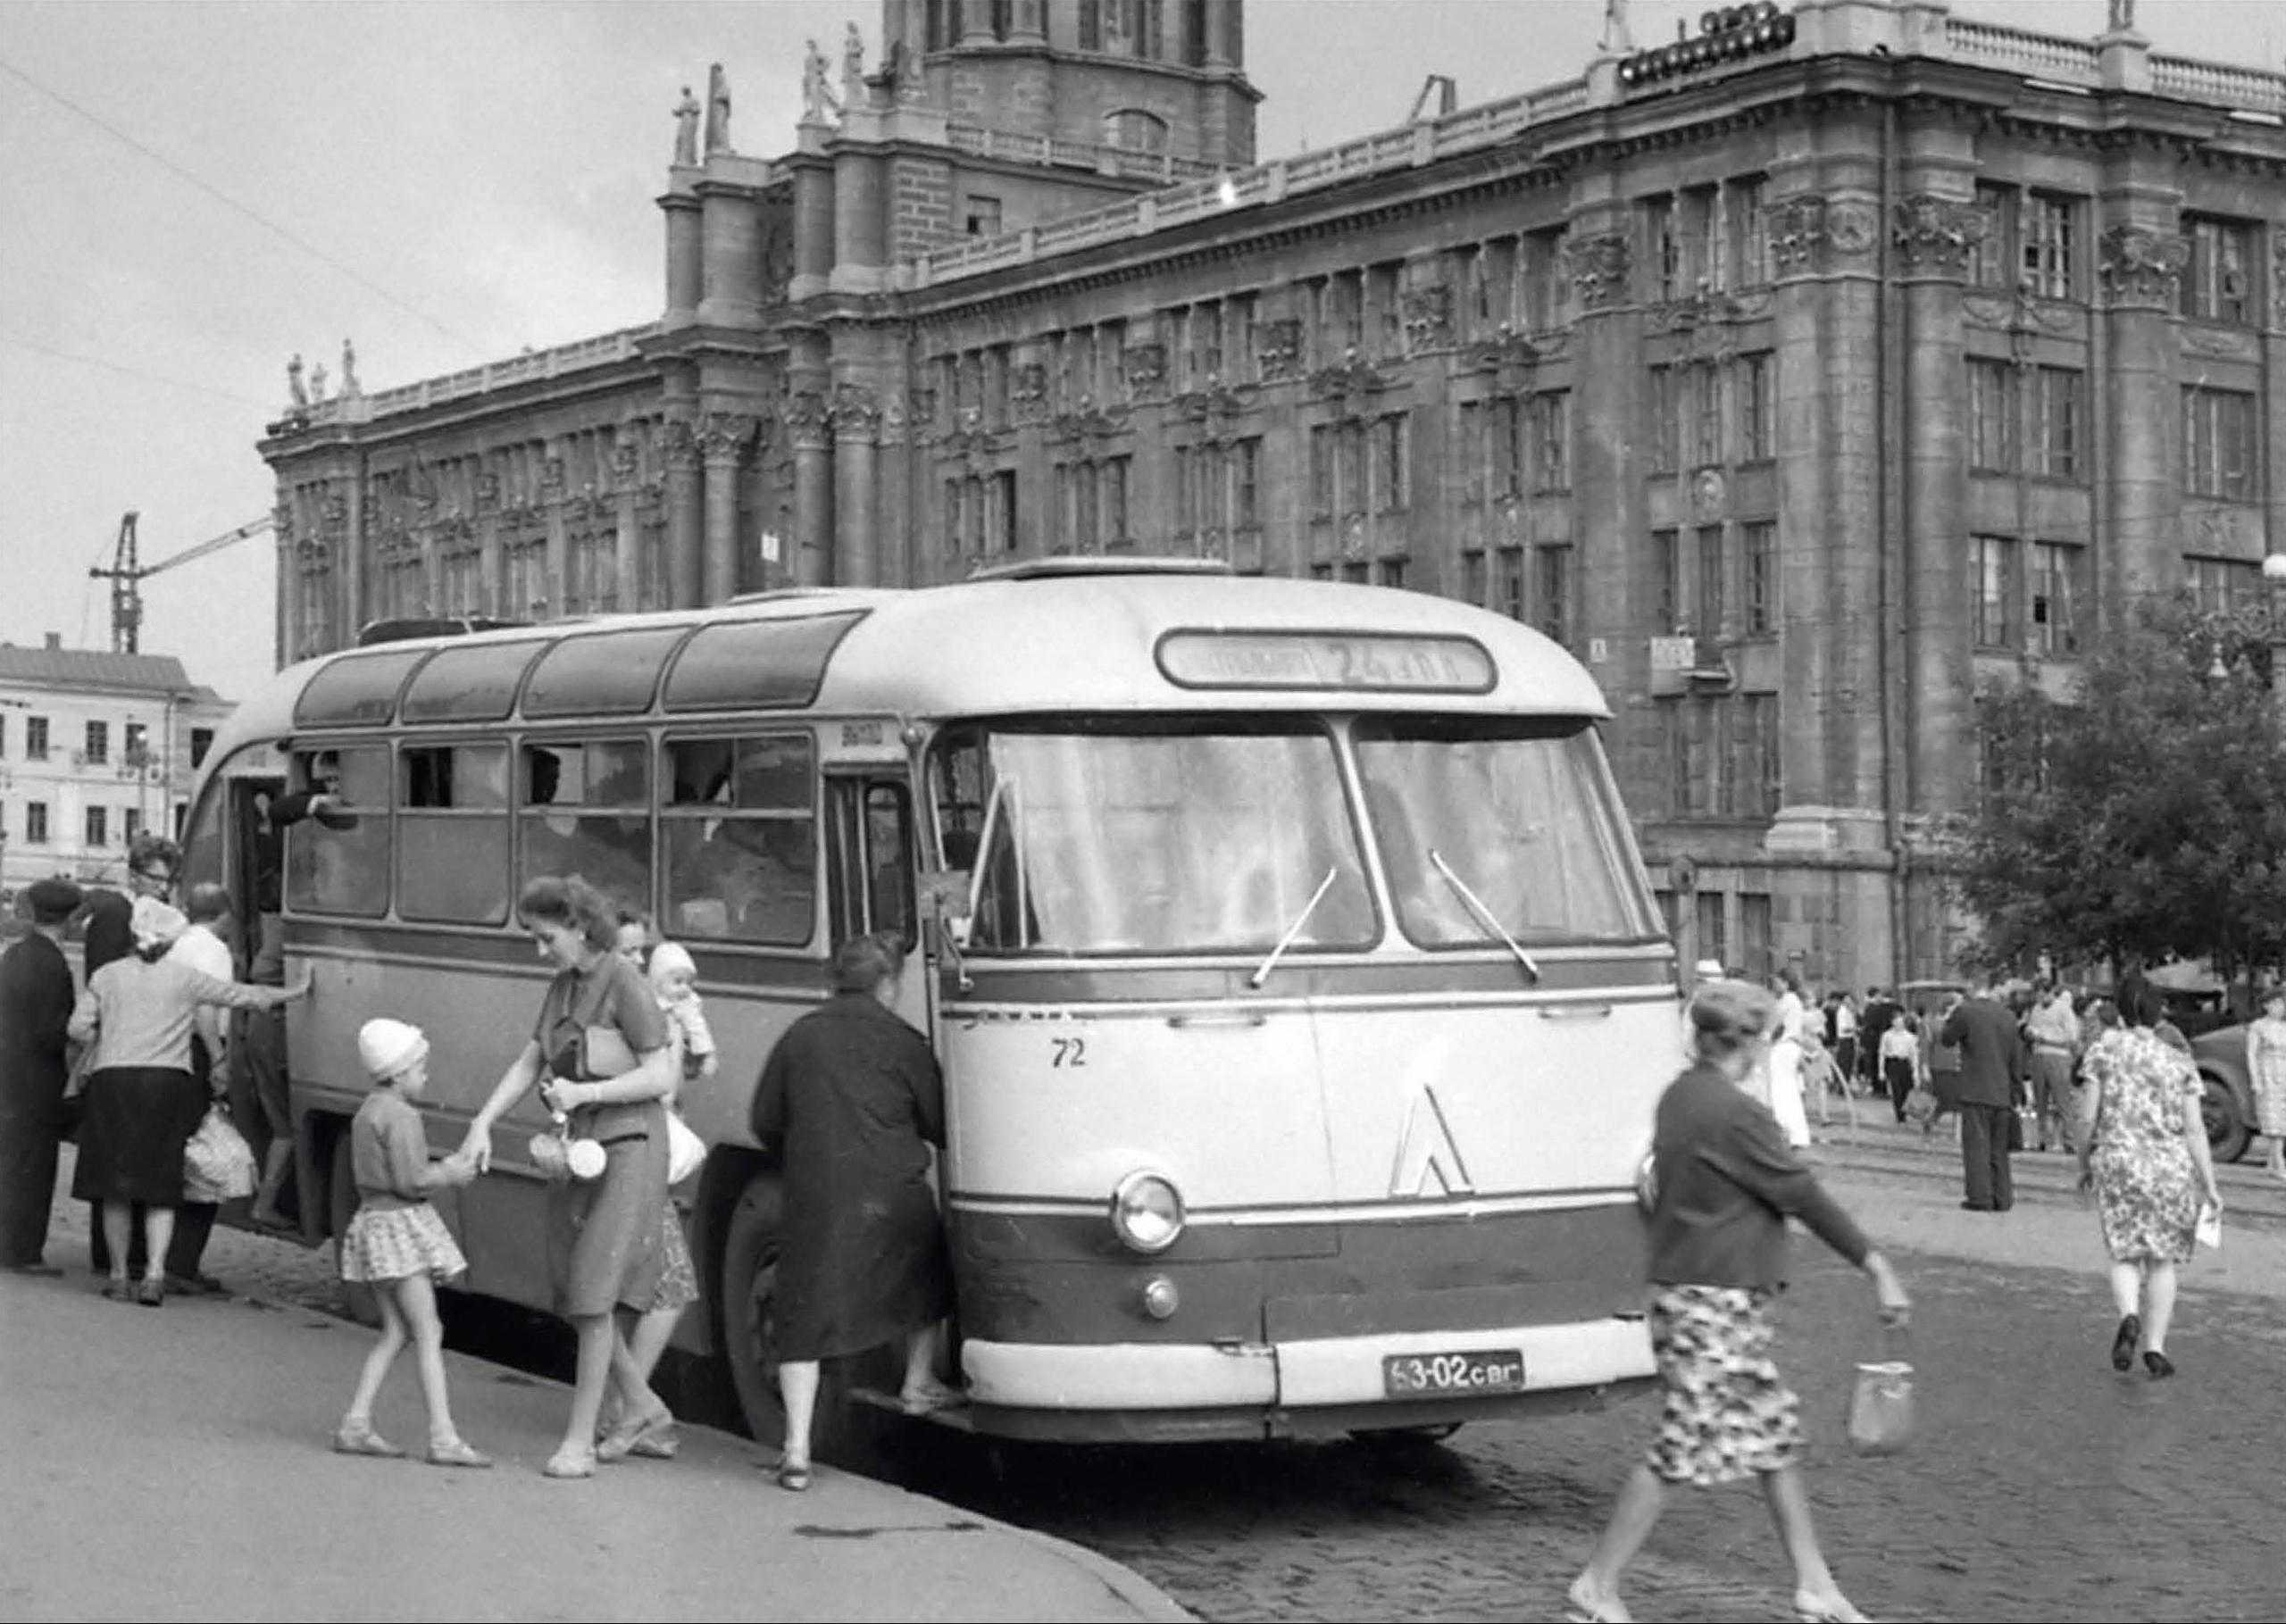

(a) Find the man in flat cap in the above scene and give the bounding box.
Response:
[0,879,84,1273]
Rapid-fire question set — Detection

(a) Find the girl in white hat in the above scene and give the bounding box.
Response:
[332,1017,489,1467]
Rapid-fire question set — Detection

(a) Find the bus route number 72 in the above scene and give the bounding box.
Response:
[1050,1037,1088,1068]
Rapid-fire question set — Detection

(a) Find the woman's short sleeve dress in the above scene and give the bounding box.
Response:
[534,954,672,1318]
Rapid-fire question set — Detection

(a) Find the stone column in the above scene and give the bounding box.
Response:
[876,391,912,586]
[700,413,755,604]
[613,483,639,613]
[2097,217,2189,600]
[1559,205,1636,706]
[273,501,298,667]
[698,179,763,329]
[789,158,836,304]
[788,393,834,587]
[959,0,995,46]
[832,387,882,587]
[1203,0,1232,64]
[663,419,704,609]
[1893,188,1980,820]
[661,183,703,329]
[832,147,888,294]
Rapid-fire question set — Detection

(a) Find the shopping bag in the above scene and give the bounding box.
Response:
[1902,1084,1940,1127]
[182,1105,258,1203]
[665,1109,707,1186]
[2195,1203,2222,1251]
[1846,1328,1915,1455]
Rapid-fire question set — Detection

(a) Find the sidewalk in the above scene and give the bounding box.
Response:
[0,1267,1190,1623]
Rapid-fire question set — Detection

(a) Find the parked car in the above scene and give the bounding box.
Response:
[2187,1023,2258,1164]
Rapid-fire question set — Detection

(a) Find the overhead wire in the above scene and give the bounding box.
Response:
[0,52,485,354]
[0,333,274,409]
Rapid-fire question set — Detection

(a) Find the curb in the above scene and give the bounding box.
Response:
[994,1522,1197,1624]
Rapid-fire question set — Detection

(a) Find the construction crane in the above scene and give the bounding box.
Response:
[91,510,273,654]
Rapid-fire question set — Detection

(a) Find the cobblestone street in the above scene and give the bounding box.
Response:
[36,1145,2286,1623]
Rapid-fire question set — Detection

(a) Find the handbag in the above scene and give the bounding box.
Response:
[183,1105,258,1203]
[2195,1203,2223,1251]
[1902,1083,1940,1126]
[665,1109,707,1185]
[1846,1326,1915,1455]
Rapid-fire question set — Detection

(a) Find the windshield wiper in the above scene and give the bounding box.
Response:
[1248,865,1339,989]
[1428,848,1542,982]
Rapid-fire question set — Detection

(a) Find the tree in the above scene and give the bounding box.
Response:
[1956,593,2286,982]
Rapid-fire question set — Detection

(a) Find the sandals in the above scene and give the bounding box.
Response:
[543,1447,597,1480]
[627,1421,680,1459]
[1564,1576,1628,1623]
[775,1456,813,1492]
[1793,1592,1870,1623]
[135,1276,165,1308]
[332,1422,407,1458]
[426,1437,494,1469]
[2111,1312,2142,1372]
[596,1406,676,1464]
[99,1275,132,1303]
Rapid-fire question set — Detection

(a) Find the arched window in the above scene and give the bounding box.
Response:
[1104,109,1169,154]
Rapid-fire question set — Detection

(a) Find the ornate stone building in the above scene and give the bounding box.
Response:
[259,0,2286,987]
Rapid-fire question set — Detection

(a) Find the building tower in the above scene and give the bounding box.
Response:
[882,0,1257,171]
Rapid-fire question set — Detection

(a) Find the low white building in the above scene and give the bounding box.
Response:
[0,635,234,898]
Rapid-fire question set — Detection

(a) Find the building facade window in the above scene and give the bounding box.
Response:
[2179,216,2256,325]
[2022,193,2077,299]
[1653,529,1680,634]
[1696,889,1728,969]
[84,720,108,766]
[1497,545,1524,621]
[85,805,107,849]
[1698,524,1726,638]
[1732,176,1768,287]
[1743,520,1776,636]
[25,802,46,845]
[1462,547,1488,607]
[1373,412,1410,512]
[2186,554,2259,616]
[1308,424,1333,520]
[2182,387,2257,501]
[1741,352,1774,462]
[1458,400,1487,506]
[2032,367,2082,481]
[123,721,147,767]
[1103,109,1169,154]
[1740,891,1773,978]
[1536,544,1573,646]
[1532,392,1570,493]
[1973,534,2016,648]
[25,716,46,761]
[1648,366,1678,476]
[1690,366,1722,468]
[2031,541,2084,657]
[1969,359,2018,472]
[1644,195,1681,303]
[989,469,1018,553]
[1232,438,1260,534]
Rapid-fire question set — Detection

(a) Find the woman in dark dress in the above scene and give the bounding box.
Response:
[459,875,679,1478]
[752,932,957,1491]
[0,879,85,1274]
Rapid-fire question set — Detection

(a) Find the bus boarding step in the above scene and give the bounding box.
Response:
[847,1384,980,1431]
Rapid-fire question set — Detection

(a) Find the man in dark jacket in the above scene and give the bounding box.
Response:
[0,880,84,1272]
[1858,986,1900,1100]
[1941,980,2030,1212]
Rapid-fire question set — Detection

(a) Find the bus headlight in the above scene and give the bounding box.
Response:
[1109,1170,1185,1254]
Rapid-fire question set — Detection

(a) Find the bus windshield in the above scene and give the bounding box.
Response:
[1352,716,1657,948]
[933,719,1375,955]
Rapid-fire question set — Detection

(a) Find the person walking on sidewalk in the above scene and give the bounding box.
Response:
[459,876,680,1479]
[2245,988,2286,1186]
[1565,979,1909,1624]
[752,932,960,1493]
[1942,982,2027,1212]
[2023,981,2082,1153]
[1879,1012,1925,1125]
[2077,1012,2222,1379]
[1764,970,1813,1151]
[332,1019,489,1467]
[0,879,83,1275]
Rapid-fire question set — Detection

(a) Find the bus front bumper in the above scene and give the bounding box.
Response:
[962,1314,1656,1418]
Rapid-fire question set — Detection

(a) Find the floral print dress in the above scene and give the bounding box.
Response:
[2082,1028,2202,1265]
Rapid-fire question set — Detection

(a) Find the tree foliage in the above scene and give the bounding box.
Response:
[1956,593,2286,979]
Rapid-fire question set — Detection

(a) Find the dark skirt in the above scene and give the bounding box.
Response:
[778,1174,955,1363]
[71,1067,204,1207]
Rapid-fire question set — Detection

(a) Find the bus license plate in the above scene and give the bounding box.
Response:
[1382,1348,1526,1398]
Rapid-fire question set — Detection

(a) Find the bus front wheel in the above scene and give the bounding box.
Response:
[326,1129,380,1328]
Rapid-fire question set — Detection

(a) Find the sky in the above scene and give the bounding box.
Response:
[2,0,2280,704]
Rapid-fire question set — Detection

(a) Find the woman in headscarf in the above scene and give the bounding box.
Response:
[69,897,309,1305]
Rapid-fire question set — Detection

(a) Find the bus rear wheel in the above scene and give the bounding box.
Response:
[718,1177,889,1465]
[327,1129,380,1328]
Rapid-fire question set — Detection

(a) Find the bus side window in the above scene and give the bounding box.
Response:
[399,743,512,924]
[284,745,391,917]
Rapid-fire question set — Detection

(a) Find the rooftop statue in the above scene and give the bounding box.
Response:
[705,62,732,154]
[673,84,700,164]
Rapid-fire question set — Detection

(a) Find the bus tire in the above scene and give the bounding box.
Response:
[719,1177,887,1463]
[327,1129,381,1328]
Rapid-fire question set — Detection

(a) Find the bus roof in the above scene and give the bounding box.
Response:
[212,568,1612,756]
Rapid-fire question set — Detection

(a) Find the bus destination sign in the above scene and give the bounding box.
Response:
[1156,631,1496,695]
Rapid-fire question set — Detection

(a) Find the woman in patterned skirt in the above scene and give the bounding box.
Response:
[1568,979,1909,1624]
[2079,1012,2222,1378]
[2244,988,2286,1185]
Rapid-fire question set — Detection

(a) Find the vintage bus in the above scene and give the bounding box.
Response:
[179,559,1681,1446]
